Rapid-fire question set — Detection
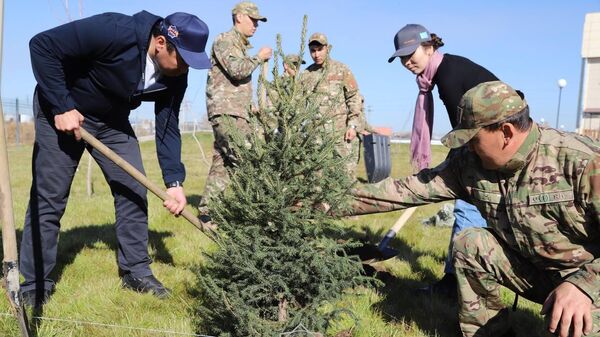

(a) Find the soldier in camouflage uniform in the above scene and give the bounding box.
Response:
[349,81,600,337]
[264,54,305,117]
[360,94,376,134]
[300,33,365,179]
[260,54,305,131]
[283,54,305,77]
[199,1,272,220]
[267,54,304,97]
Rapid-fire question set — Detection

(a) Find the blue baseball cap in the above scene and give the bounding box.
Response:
[388,24,431,63]
[160,13,211,69]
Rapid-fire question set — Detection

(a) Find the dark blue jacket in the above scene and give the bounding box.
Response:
[29,11,186,184]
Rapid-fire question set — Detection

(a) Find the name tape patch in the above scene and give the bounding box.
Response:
[529,190,574,205]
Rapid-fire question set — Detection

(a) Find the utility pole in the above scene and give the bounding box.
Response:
[555,79,567,129]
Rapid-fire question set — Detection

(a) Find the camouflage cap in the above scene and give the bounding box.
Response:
[283,54,306,66]
[232,1,267,22]
[308,32,328,46]
[441,81,528,149]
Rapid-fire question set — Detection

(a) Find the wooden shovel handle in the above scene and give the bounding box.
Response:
[378,207,418,250]
[0,101,31,336]
[390,206,417,233]
[0,117,17,263]
[79,128,210,233]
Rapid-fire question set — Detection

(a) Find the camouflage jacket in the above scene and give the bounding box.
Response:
[206,27,261,120]
[300,58,364,132]
[352,124,600,303]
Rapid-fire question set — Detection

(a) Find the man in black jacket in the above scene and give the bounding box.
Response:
[21,11,211,306]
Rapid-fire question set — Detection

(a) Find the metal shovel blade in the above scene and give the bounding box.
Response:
[345,243,399,264]
[347,207,418,264]
[3,262,30,335]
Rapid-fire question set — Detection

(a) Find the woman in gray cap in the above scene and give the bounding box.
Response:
[388,23,499,299]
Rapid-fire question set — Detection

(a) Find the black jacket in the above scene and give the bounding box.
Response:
[433,54,499,128]
[29,11,187,184]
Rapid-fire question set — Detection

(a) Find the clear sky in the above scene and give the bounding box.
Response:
[2,0,599,136]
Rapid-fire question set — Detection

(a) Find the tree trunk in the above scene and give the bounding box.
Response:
[278,297,288,322]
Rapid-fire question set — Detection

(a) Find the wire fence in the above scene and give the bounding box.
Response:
[0,311,214,336]
[1,97,34,145]
[1,96,415,146]
[1,97,212,145]
[0,311,318,336]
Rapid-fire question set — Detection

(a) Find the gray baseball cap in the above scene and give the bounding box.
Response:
[388,24,431,63]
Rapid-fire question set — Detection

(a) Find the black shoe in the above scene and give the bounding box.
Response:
[21,288,52,308]
[199,214,217,231]
[199,214,211,224]
[121,274,170,299]
[418,273,457,300]
[199,214,212,227]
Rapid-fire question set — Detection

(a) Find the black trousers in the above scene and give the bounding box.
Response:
[19,93,152,292]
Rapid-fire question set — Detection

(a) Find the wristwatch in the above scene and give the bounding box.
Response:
[166,181,183,188]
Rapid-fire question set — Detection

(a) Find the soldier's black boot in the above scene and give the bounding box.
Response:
[418,273,458,301]
[22,288,53,308]
[121,274,170,299]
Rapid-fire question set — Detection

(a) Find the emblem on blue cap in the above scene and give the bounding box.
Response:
[167,25,179,39]
[419,32,428,39]
[160,12,211,69]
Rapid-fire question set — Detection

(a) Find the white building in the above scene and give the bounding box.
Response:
[578,12,600,139]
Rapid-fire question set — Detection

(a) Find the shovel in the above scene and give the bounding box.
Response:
[79,128,216,239]
[0,106,30,335]
[352,207,417,264]
[0,3,30,334]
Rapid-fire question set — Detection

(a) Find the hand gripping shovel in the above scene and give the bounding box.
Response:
[0,105,30,335]
[355,207,417,264]
[79,128,216,239]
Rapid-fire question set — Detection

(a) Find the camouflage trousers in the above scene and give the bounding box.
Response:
[198,115,251,215]
[453,227,600,337]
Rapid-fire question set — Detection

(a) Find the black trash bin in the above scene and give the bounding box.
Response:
[363,134,391,183]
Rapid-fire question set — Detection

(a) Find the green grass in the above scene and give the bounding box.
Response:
[0,133,545,336]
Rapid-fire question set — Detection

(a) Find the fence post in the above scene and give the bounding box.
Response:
[14,98,19,145]
[86,152,94,197]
